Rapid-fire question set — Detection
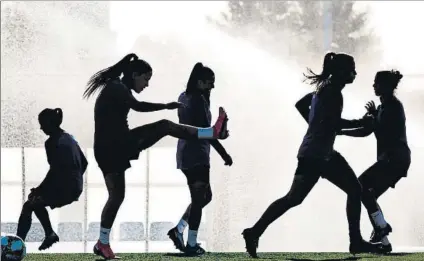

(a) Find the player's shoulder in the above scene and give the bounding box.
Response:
[301,92,315,103]
[178,91,187,102]
[179,92,205,107]
[393,97,404,107]
[306,91,315,98]
[57,132,78,147]
[387,97,404,111]
[108,78,125,88]
[106,79,129,95]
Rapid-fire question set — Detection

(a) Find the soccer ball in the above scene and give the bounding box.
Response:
[1,234,26,261]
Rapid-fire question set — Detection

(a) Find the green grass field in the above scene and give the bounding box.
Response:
[24,252,424,261]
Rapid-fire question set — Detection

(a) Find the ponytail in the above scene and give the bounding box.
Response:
[83,53,139,99]
[186,62,204,94]
[54,108,63,126]
[303,52,336,92]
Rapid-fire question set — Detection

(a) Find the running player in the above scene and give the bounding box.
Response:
[339,70,410,253]
[83,54,229,259]
[16,108,87,251]
[168,63,232,256]
[242,52,385,258]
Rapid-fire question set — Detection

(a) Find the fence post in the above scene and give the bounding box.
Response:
[83,148,89,253]
[145,149,150,253]
[323,1,333,52]
[21,147,25,205]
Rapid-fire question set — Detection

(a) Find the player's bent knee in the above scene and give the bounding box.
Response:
[108,189,125,206]
[22,201,34,213]
[365,187,376,199]
[204,192,212,206]
[289,198,304,208]
[360,188,375,206]
[192,190,208,205]
[113,192,125,204]
[157,119,172,129]
[286,193,304,208]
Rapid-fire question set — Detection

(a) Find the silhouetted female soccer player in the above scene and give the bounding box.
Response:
[242,52,385,258]
[16,108,87,251]
[339,70,410,253]
[167,63,232,256]
[295,92,393,254]
[83,53,229,259]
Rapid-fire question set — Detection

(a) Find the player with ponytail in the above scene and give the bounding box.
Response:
[339,70,410,252]
[16,108,88,251]
[168,63,232,255]
[84,54,229,259]
[242,52,386,258]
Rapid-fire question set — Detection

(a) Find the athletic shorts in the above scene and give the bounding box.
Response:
[94,132,141,174]
[359,159,410,190]
[294,157,329,177]
[181,165,210,185]
[34,189,82,210]
[295,151,354,180]
[321,151,355,179]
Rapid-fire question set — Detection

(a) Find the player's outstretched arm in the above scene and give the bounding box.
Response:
[117,84,183,112]
[338,126,373,137]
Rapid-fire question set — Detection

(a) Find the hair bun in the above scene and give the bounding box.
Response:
[325,52,336,60]
[391,70,403,80]
[194,62,204,69]
[54,108,63,126]
[131,53,139,61]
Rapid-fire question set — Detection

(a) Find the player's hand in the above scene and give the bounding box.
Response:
[360,114,375,128]
[223,153,233,166]
[165,102,185,110]
[365,100,377,117]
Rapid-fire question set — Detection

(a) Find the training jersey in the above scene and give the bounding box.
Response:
[176,92,212,170]
[39,131,87,193]
[374,97,410,162]
[94,79,132,145]
[297,87,343,160]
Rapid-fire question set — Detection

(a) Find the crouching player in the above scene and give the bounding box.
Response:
[16,108,88,251]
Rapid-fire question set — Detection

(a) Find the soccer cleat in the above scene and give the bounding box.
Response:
[167,227,185,252]
[184,243,206,256]
[379,243,393,254]
[349,239,388,255]
[242,228,259,258]
[38,232,59,251]
[379,244,393,254]
[370,223,392,243]
[213,107,229,139]
[93,240,121,260]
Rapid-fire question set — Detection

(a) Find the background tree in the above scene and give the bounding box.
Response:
[217,0,376,58]
[297,0,373,54]
[220,1,293,35]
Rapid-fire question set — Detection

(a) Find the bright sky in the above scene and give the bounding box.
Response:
[110,1,424,74]
[367,1,424,74]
